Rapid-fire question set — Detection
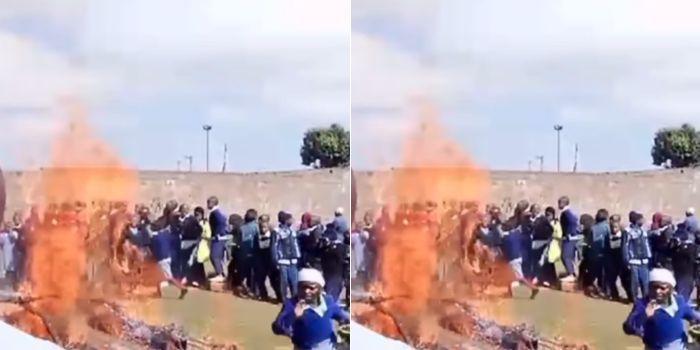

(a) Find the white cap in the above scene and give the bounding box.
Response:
[688,207,696,215]
[298,268,325,287]
[649,268,676,287]
[335,207,344,215]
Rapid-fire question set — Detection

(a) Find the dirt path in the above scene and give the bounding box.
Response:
[122,288,292,350]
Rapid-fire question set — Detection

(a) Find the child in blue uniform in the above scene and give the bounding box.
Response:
[623,268,700,350]
[272,268,349,350]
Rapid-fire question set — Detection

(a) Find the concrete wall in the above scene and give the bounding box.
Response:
[354,168,700,222]
[4,168,350,221]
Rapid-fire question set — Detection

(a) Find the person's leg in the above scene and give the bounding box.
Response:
[279,265,289,301]
[245,257,255,294]
[288,266,299,298]
[270,265,282,302]
[254,258,268,300]
[629,265,640,302]
[210,240,224,277]
[639,266,650,298]
[605,257,621,300]
[325,273,342,302]
[676,273,693,301]
[562,241,575,277]
[593,255,605,294]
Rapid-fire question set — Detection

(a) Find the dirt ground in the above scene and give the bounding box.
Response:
[473,287,643,350]
[122,287,292,350]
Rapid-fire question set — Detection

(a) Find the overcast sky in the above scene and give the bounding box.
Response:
[0,0,349,171]
[352,0,700,172]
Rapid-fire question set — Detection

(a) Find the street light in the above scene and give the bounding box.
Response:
[203,124,212,172]
[554,124,563,172]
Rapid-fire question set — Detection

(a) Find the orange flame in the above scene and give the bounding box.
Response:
[374,101,491,343]
[23,103,138,342]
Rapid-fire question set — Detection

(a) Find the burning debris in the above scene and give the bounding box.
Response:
[353,291,589,350]
[0,291,238,350]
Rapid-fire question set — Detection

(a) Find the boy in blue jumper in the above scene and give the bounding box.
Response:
[149,225,188,299]
[623,268,700,350]
[501,222,540,299]
[272,268,349,350]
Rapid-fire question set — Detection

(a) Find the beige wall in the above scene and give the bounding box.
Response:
[4,168,350,221]
[353,168,700,222]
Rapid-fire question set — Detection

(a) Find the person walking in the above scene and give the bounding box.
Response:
[501,222,540,299]
[274,211,301,301]
[623,211,652,302]
[237,209,259,297]
[149,224,188,299]
[587,209,610,297]
[255,214,279,302]
[606,214,630,303]
[180,205,203,286]
[207,196,228,283]
[558,196,581,283]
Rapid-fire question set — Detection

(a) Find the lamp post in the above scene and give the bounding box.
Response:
[203,124,212,172]
[554,124,563,172]
[536,155,544,172]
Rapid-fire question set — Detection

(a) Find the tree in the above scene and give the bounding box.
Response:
[300,124,350,168]
[651,124,700,168]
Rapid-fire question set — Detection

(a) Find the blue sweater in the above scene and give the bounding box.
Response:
[560,208,579,239]
[271,295,349,349]
[209,208,228,239]
[151,228,173,261]
[623,294,700,349]
[501,228,523,262]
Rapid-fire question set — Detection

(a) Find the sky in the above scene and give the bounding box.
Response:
[352,0,700,172]
[0,0,350,172]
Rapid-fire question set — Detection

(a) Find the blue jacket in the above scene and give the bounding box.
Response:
[271,294,349,349]
[150,228,173,261]
[560,208,579,239]
[589,221,610,254]
[209,208,228,239]
[623,225,652,264]
[501,228,523,262]
[239,221,259,255]
[274,225,301,264]
[623,294,700,349]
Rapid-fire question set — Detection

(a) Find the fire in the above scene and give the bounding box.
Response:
[20,103,138,343]
[371,101,492,345]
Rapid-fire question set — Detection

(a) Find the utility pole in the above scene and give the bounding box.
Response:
[573,143,579,173]
[222,143,228,173]
[203,124,212,172]
[536,155,544,172]
[554,124,563,172]
[528,160,532,171]
[184,155,193,172]
[177,160,181,171]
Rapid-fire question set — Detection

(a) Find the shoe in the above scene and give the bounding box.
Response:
[560,275,576,282]
[179,288,189,300]
[192,281,200,287]
[209,275,225,283]
[530,288,540,300]
[542,281,551,288]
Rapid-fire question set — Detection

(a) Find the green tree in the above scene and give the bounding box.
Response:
[300,124,350,168]
[651,123,700,168]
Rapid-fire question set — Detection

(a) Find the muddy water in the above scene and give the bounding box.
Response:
[123,288,292,350]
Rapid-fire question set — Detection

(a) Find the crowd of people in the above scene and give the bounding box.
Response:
[0,197,351,307]
[0,196,352,350]
[352,196,700,305]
